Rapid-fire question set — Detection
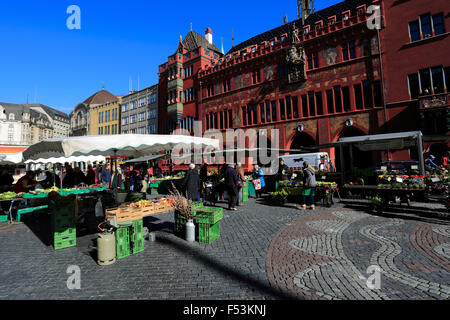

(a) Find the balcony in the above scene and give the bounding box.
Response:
[420,93,449,110]
[168,76,183,90]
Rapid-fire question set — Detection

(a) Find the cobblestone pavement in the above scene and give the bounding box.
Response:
[267,201,450,300]
[0,198,449,300]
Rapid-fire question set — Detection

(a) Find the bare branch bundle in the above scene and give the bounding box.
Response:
[168,182,193,220]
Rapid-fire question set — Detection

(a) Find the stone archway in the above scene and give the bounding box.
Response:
[289,132,316,152]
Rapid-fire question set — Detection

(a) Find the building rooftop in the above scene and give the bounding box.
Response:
[182,30,222,54]
[83,89,118,105]
[227,0,374,55]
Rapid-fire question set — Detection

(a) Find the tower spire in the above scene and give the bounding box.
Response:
[221,37,224,54]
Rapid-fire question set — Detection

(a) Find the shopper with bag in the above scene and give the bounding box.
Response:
[298,161,317,211]
[252,165,265,198]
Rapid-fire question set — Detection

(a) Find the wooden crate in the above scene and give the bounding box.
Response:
[106,207,142,223]
[139,206,156,216]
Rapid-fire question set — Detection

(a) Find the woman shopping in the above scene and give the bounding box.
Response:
[252,165,265,199]
[298,161,316,211]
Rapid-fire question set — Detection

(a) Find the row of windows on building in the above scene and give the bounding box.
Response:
[409,12,445,42]
[98,124,119,135]
[122,109,157,125]
[205,42,361,99]
[205,109,233,130]
[168,88,198,103]
[408,65,450,99]
[123,125,157,135]
[241,80,382,126]
[122,94,157,112]
[98,108,118,124]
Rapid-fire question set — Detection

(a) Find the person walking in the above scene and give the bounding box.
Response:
[182,164,201,201]
[236,163,246,206]
[298,161,317,211]
[224,164,239,211]
[252,165,265,198]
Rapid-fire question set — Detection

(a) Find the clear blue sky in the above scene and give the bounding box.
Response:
[0,0,340,114]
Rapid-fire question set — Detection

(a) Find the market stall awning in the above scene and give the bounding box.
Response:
[22,134,220,161]
[124,154,168,163]
[0,152,24,165]
[25,155,107,165]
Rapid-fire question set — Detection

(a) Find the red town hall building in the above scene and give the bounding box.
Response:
[159,0,449,170]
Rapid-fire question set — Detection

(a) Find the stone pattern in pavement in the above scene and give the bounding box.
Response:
[266,206,450,300]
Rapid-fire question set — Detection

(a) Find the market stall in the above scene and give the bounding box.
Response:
[20,134,220,252]
[270,180,339,207]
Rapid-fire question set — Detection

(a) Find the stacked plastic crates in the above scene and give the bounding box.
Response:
[51,198,76,250]
[194,206,223,244]
[115,219,144,260]
[175,204,223,244]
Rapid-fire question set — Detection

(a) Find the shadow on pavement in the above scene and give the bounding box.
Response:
[155,234,301,300]
[341,201,450,225]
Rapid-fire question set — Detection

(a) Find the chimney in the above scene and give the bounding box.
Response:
[205,28,213,45]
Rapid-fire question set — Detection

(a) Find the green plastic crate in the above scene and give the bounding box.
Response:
[198,221,221,244]
[131,220,143,242]
[22,193,48,199]
[54,236,76,250]
[115,227,131,259]
[174,211,188,236]
[193,207,223,224]
[53,225,76,239]
[16,205,49,222]
[0,215,9,223]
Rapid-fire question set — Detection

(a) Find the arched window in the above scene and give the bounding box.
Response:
[9,113,15,120]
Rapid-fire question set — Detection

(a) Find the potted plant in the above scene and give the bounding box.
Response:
[270,189,289,205]
[169,183,195,242]
[367,196,385,213]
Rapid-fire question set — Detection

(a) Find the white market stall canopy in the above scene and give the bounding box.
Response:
[124,154,169,163]
[25,155,107,165]
[338,131,424,152]
[0,152,24,165]
[23,134,220,161]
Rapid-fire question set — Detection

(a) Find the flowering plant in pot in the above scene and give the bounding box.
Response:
[169,183,195,242]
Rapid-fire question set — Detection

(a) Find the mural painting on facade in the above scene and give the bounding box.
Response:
[233,74,243,89]
[359,35,379,56]
[330,113,370,141]
[322,47,338,65]
[286,120,317,145]
[263,65,275,81]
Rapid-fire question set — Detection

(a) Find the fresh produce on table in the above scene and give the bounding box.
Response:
[0,192,19,200]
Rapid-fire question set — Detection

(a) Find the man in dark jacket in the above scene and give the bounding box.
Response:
[276,159,289,188]
[224,164,239,211]
[182,164,201,201]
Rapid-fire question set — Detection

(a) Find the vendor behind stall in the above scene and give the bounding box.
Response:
[14,171,36,193]
[0,168,14,192]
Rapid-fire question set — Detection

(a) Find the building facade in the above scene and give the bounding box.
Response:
[158,29,223,134]
[198,0,385,170]
[70,88,118,136]
[90,97,122,135]
[0,102,53,147]
[29,104,70,138]
[121,85,158,134]
[382,0,449,161]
